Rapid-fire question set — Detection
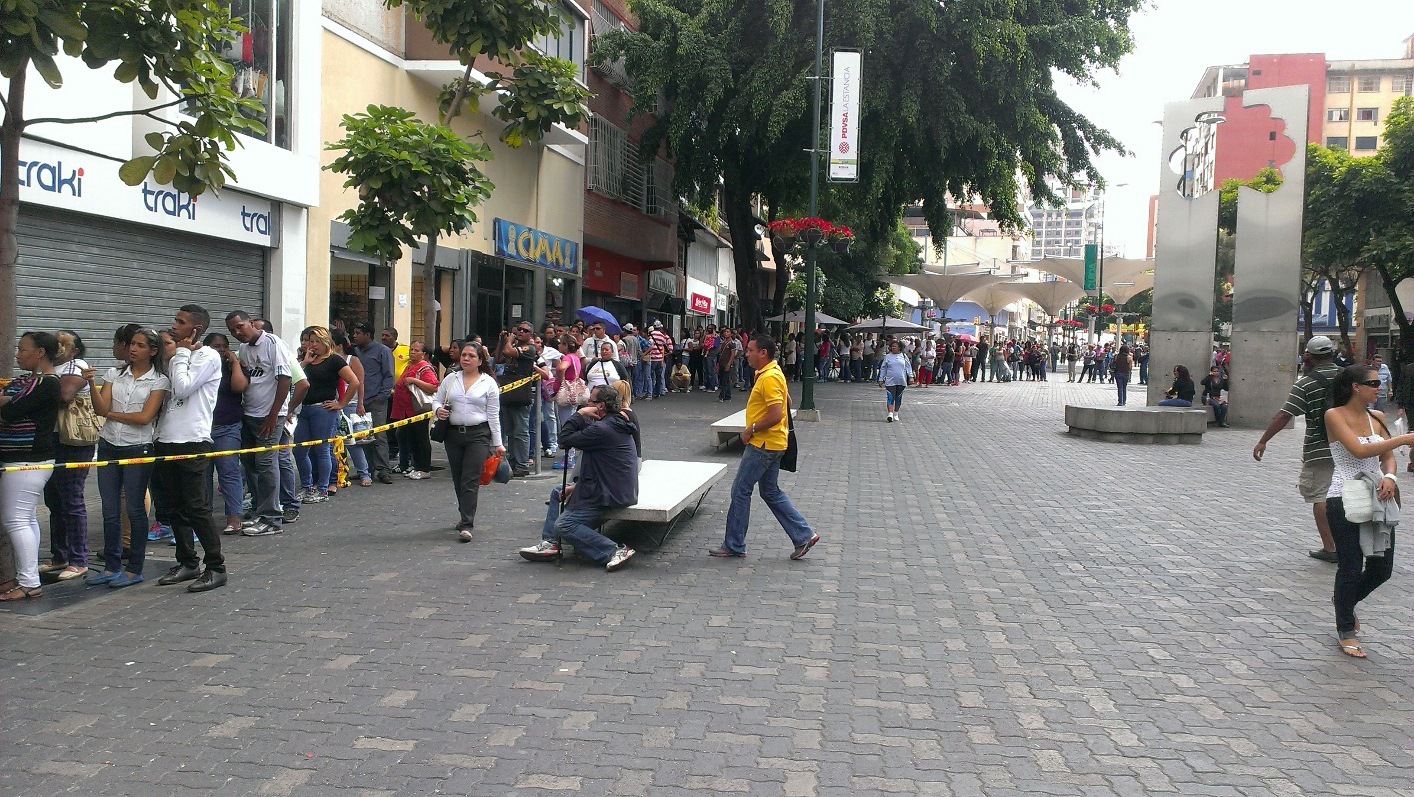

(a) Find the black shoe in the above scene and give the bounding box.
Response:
[377,472,394,484]
[512,469,531,478]
[1309,548,1339,563]
[157,564,201,585]
[283,507,299,524]
[187,569,227,592]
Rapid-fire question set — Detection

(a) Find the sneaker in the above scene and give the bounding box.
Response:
[519,541,561,561]
[707,547,746,558]
[392,465,410,475]
[283,507,300,524]
[886,413,893,423]
[406,470,430,480]
[790,533,821,560]
[147,523,173,542]
[221,524,242,535]
[606,545,636,571]
[304,491,329,504]
[242,521,283,537]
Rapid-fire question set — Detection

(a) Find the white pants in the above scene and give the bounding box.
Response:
[1,464,54,588]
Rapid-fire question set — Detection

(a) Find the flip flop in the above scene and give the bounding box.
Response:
[1339,641,1367,659]
[0,585,43,601]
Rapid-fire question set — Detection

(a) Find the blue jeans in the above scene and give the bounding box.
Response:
[652,361,667,396]
[1114,373,1130,405]
[1157,398,1192,407]
[1204,395,1229,425]
[208,421,244,518]
[503,403,533,471]
[279,427,300,509]
[816,356,830,381]
[295,404,340,491]
[704,355,719,389]
[97,441,153,574]
[343,407,371,480]
[722,444,815,554]
[541,392,559,453]
[541,486,617,564]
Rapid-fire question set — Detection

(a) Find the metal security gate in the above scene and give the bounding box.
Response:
[15,207,266,370]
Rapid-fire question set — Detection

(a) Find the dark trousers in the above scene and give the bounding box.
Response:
[718,367,733,400]
[1326,498,1395,637]
[155,441,225,573]
[44,439,94,567]
[396,417,432,472]
[444,423,491,527]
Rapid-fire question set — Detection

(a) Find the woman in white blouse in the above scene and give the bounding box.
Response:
[85,328,169,588]
[433,343,505,543]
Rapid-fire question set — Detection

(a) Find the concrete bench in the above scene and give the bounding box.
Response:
[710,408,796,448]
[601,459,730,545]
[1064,404,1208,445]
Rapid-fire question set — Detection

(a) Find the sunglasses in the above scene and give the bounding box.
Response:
[1358,379,1382,388]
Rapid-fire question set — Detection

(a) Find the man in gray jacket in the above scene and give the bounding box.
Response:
[352,322,396,484]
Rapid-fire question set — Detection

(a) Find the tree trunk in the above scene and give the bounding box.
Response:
[1301,291,1315,343]
[1377,263,1414,362]
[422,234,439,351]
[0,62,27,377]
[1332,282,1353,356]
[722,171,761,332]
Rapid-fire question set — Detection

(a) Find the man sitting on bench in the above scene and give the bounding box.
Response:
[520,385,641,571]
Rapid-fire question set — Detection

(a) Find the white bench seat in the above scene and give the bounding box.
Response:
[710,408,795,448]
[600,460,730,545]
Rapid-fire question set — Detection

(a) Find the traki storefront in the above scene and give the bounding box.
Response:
[11,137,276,369]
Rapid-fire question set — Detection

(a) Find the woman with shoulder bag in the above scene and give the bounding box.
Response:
[434,343,504,542]
[553,335,588,470]
[391,341,440,480]
[84,328,169,588]
[40,330,100,582]
[1321,365,1414,659]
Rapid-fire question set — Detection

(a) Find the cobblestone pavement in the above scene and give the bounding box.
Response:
[3,374,1410,796]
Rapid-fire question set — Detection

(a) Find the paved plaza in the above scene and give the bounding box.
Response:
[2,375,1410,796]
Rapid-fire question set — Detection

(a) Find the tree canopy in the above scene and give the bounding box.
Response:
[596,0,1139,328]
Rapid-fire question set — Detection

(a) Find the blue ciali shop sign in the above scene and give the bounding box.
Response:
[494,219,579,274]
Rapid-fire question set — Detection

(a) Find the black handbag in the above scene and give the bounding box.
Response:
[780,402,799,473]
[430,418,449,443]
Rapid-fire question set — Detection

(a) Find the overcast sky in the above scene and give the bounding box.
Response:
[1054,1,1414,258]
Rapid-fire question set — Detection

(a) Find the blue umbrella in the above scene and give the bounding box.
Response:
[574,305,621,335]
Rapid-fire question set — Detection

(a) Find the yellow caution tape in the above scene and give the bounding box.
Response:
[0,373,541,473]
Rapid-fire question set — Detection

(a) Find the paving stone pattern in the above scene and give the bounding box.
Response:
[2,377,1410,796]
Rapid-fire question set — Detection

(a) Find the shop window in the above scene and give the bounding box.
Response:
[1327,76,1351,94]
[1354,136,1379,151]
[203,0,294,148]
[1357,75,1381,93]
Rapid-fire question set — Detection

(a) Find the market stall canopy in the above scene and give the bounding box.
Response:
[764,309,850,326]
[1007,280,1089,317]
[884,271,1012,312]
[846,316,931,333]
[1029,257,1154,291]
[960,283,1026,318]
[1107,271,1156,305]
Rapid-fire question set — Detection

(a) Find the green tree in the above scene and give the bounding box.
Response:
[0,0,267,375]
[327,0,591,347]
[595,0,1138,330]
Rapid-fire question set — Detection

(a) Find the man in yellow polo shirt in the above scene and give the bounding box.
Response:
[708,334,819,560]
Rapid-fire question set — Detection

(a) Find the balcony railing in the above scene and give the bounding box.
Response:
[590,1,632,90]
[588,116,676,221]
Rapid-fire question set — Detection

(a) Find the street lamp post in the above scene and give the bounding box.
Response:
[799,0,826,417]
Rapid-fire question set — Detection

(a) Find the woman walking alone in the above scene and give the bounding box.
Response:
[0,332,63,600]
[40,330,98,582]
[434,343,504,542]
[878,340,913,423]
[296,326,360,503]
[85,328,169,588]
[1320,365,1413,658]
[1111,345,1133,406]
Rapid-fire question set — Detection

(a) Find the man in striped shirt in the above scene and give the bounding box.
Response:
[1253,335,1342,563]
[649,321,673,398]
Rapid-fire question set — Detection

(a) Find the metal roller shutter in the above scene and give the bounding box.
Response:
[16,206,266,370]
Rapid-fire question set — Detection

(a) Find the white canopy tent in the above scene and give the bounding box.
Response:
[1007,280,1089,318]
[961,283,1027,318]
[1028,257,1154,292]
[884,271,1012,314]
[1106,271,1156,305]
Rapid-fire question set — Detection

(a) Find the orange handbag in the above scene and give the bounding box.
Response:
[479,453,503,485]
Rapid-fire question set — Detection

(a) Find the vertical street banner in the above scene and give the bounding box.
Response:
[1084,244,1098,291]
[828,50,862,183]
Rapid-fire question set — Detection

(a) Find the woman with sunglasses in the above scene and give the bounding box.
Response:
[1321,366,1414,658]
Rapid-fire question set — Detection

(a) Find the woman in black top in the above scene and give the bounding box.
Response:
[1199,365,1231,427]
[0,331,63,600]
[296,326,360,503]
[1158,365,1196,407]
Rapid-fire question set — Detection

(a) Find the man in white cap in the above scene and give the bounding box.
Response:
[1252,335,1342,562]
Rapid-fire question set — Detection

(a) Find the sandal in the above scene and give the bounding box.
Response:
[0,585,43,601]
[360,477,373,487]
[458,529,473,543]
[1338,638,1367,658]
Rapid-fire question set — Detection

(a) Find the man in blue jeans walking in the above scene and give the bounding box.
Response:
[709,335,818,559]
